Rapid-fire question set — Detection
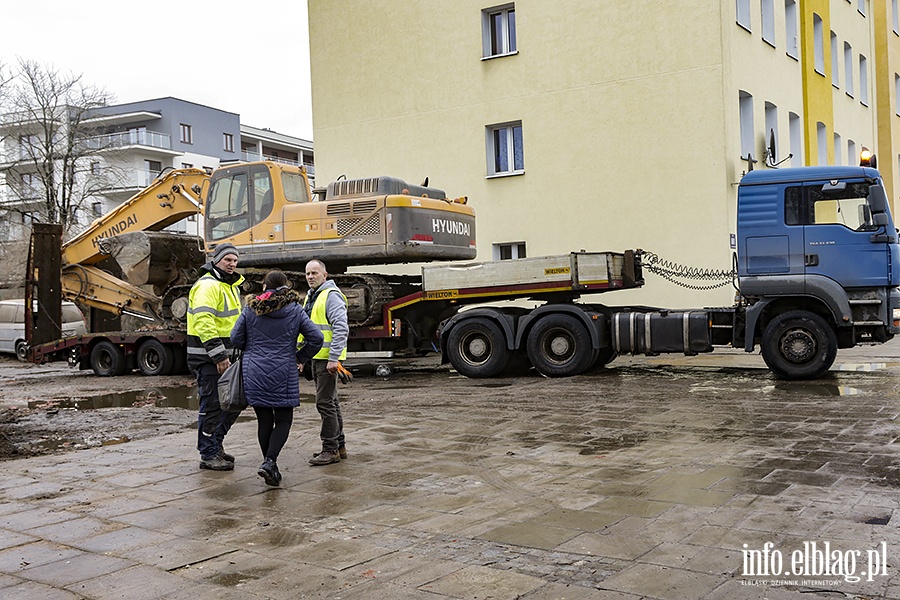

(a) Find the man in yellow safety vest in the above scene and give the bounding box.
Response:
[300,259,349,466]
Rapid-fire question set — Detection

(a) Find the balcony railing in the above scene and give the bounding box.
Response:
[86,130,171,151]
[97,168,162,192]
[240,150,314,172]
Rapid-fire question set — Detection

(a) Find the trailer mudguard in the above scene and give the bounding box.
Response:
[440,308,518,352]
[514,304,605,351]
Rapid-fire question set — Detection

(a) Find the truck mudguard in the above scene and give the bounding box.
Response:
[441,308,518,351]
[514,304,605,351]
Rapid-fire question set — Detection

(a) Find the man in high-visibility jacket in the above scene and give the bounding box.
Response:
[301,259,349,466]
[187,242,244,471]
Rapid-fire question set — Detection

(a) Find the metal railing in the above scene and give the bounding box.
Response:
[86,130,171,151]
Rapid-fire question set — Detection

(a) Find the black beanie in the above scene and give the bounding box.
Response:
[212,243,239,265]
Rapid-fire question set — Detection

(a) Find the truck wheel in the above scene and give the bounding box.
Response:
[761,311,837,380]
[137,339,175,376]
[526,314,595,377]
[589,345,617,371]
[15,340,28,362]
[90,341,127,377]
[446,317,510,378]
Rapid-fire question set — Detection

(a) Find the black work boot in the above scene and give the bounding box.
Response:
[200,456,234,471]
[258,458,280,486]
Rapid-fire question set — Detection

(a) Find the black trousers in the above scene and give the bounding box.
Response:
[253,406,294,461]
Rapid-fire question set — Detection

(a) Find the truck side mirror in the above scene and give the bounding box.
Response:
[868,184,888,214]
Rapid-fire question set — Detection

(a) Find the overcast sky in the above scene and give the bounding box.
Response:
[0,0,314,140]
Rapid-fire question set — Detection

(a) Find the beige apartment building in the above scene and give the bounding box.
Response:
[309,1,900,306]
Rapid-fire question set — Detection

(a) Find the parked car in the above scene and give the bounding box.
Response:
[0,299,87,361]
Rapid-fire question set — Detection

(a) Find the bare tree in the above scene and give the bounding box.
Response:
[0,59,115,236]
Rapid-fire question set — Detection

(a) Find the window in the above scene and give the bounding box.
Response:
[894,0,899,34]
[858,0,866,16]
[90,161,101,176]
[764,102,778,163]
[785,182,875,230]
[486,121,524,176]
[859,55,868,105]
[831,32,839,87]
[92,202,103,216]
[785,0,798,58]
[739,91,754,160]
[761,0,775,44]
[182,162,193,169]
[816,122,827,166]
[18,134,39,159]
[736,0,751,30]
[813,14,824,74]
[848,139,857,165]
[789,112,802,166]
[223,133,234,152]
[207,171,250,241]
[834,133,842,165]
[896,74,900,115]
[482,4,516,58]
[844,43,854,97]
[20,173,38,197]
[180,123,193,144]
[494,242,526,260]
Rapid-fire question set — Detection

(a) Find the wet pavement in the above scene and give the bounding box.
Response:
[1,344,900,599]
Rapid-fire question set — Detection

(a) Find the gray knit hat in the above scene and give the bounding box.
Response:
[212,242,239,265]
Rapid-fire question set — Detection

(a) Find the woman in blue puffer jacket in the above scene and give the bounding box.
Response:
[231,270,323,487]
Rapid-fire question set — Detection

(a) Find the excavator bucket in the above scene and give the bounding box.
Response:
[99,231,206,292]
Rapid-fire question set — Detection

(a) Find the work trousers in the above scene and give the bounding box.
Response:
[254,406,294,461]
[195,367,240,460]
[313,359,345,452]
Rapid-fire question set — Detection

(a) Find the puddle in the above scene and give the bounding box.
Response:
[29,387,316,410]
[763,383,862,396]
[833,362,900,372]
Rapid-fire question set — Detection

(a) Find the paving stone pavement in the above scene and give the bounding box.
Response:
[1,345,900,599]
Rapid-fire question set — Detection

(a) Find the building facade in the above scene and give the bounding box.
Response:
[308,0,899,306]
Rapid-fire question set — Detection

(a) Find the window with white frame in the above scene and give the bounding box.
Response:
[848,139,857,165]
[223,133,234,152]
[739,91,755,160]
[859,55,868,105]
[90,161,101,176]
[858,0,866,16]
[20,172,38,197]
[834,133,842,165]
[761,0,775,45]
[789,111,802,166]
[486,121,524,176]
[816,122,827,166]
[736,0,751,30]
[813,14,824,74]
[482,4,516,58]
[844,42,854,97]
[493,242,526,260]
[831,32,839,87]
[785,0,798,58]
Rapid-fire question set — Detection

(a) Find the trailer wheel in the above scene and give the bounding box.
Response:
[527,314,595,377]
[446,317,510,378]
[15,340,28,362]
[761,311,837,380]
[137,339,175,376]
[90,341,127,377]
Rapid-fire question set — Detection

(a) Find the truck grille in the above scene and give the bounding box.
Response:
[332,177,380,198]
[337,215,382,237]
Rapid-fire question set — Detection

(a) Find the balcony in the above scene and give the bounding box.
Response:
[95,168,163,201]
[240,150,315,173]
[86,130,178,156]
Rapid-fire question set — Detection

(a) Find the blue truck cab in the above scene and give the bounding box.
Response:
[736,165,900,378]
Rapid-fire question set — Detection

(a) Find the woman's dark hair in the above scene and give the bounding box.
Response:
[263,269,289,290]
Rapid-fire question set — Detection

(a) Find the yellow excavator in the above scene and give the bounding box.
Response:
[58,161,476,328]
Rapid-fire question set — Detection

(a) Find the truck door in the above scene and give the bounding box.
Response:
[802,181,890,288]
[248,164,284,261]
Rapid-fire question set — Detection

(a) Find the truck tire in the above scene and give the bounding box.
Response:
[137,339,175,376]
[526,313,595,377]
[589,345,617,371]
[90,341,127,377]
[761,311,837,380]
[446,317,510,378]
[15,340,28,362]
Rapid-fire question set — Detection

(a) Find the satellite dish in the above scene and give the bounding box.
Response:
[767,129,777,164]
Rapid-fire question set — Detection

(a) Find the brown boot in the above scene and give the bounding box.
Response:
[309,450,341,466]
